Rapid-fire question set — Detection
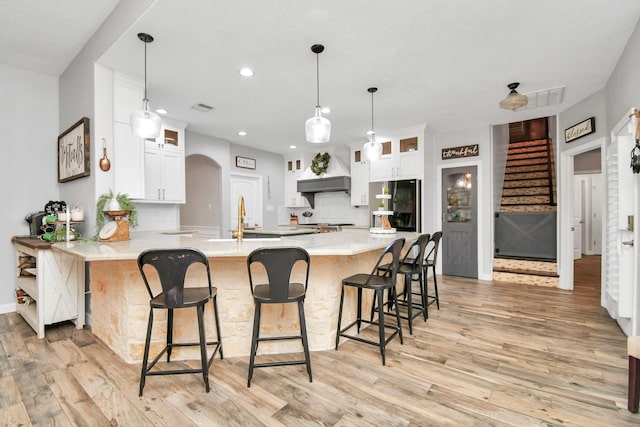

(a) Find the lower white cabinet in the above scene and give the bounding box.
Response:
[14,241,84,339]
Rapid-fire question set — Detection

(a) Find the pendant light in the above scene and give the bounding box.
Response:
[130,32,162,139]
[363,87,382,161]
[305,44,331,143]
[499,82,528,111]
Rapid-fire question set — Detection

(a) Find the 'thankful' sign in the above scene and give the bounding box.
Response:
[442,144,479,160]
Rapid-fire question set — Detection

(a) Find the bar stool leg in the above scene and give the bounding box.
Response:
[418,271,427,321]
[405,273,413,335]
[391,286,404,345]
[166,308,174,362]
[298,300,313,382]
[248,303,261,387]
[376,288,386,365]
[356,288,363,333]
[139,308,154,397]
[335,285,345,349]
[196,304,210,392]
[432,265,440,309]
[212,295,224,359]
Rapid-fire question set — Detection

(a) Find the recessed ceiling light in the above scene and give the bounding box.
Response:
[238,131,247,136]
[290,145,297,149]
[156,108,168,115]
[321,107,331,114]
[240,67,254,77]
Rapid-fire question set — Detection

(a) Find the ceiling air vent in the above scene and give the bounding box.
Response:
[522,86,565,110]
[191,103,214,112]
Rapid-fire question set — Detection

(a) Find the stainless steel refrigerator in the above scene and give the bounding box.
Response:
[369,179,421,232]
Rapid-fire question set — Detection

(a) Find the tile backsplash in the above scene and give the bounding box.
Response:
[278,192,369,226]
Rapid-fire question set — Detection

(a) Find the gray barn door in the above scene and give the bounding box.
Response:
[442,166,478,278]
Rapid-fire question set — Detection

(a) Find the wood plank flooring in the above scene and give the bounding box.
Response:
[1,265,638,426]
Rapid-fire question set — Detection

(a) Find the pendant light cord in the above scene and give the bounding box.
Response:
[143,40,148,101]
[316,53,320,108]
[371,90,374,133]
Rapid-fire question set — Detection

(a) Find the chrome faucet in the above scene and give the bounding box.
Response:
[231,196,246,240]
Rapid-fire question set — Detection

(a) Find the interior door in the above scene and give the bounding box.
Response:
[573,177,583,260]
[442,166,478,278]
[230,173,263,231]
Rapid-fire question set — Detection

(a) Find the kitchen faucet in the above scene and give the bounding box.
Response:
[231,196,245,241]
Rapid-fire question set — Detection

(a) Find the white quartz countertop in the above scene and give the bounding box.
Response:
[51,229,419,261]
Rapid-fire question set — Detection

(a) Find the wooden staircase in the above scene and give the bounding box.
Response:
[493,118,558,286]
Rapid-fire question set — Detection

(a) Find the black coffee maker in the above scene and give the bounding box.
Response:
[25,211,47,236]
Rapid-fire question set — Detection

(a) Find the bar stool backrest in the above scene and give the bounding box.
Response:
[426,231,443,265]
[247,247,310,303]
[404,233,431,269]
[137,247,212,308]
[371,238,406,283]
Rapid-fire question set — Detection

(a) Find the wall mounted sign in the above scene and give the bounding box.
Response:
[58,117,90,183]
[236,156,256,169]
[442,144,479,160]
[565,117,595,143]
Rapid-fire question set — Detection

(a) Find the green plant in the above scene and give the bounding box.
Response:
[378,201,385,208]
[95,190,138,237]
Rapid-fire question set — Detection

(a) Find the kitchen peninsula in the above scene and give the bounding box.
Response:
[51,229,417,364]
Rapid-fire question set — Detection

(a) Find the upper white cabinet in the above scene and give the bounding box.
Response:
[350,147,370,206]
[369,134,423,182]
[284,154,310,208]
[143,123,186,203]
[112,73,186,203]
[113,74,145,198]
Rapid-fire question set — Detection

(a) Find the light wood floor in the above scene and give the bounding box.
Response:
[2,262,639,426]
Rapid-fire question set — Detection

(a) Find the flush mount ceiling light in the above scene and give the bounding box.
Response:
[305,44,331,143]
[499,82,528,111]
[240,67,254,77]
[363,87,383,161]
[130,33,162,139]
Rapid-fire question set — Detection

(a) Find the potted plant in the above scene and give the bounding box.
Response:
[378,201,386,211]
[95,190,138,238]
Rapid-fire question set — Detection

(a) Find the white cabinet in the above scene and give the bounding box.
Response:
[369,135,423,182]
[113,73,186,203]
[143,124,186,203]
[15,241,84,339]
[284,154,310,208]
[350,147,370,206]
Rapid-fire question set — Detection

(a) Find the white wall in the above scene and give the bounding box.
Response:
[0,65,59,312]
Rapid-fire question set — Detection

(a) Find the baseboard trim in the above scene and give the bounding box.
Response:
[0,302,17,314]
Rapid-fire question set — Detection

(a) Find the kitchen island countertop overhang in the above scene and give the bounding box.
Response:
[51,229,418,363]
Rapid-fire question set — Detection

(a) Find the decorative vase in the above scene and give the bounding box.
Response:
[105,198,121,212]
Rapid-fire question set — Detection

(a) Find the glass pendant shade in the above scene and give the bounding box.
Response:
[131,99,162,138]
[305,106,331,143]
[363,135,382,161]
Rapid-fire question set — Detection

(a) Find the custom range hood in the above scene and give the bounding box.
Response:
[297,156,351,208]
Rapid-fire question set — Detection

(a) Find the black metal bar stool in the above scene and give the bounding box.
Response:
[424,231,443,315]
[246,246,312,387]
[335,238,405,365]
[374,233,430,335]
[137,248,223,396]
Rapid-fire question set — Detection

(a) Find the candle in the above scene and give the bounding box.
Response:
[66,206,70,242]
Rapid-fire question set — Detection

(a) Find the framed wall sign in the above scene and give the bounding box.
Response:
[565,117,595,143]
[236,156,256,169]
[58,117,90,182]
[442,144,479,160]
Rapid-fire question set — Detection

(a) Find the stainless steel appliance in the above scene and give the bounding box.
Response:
[369,180,421,232]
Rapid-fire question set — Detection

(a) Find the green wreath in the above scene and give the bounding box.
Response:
[311,152,331,175]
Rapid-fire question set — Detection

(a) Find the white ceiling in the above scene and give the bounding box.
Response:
[3,0,640,154]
